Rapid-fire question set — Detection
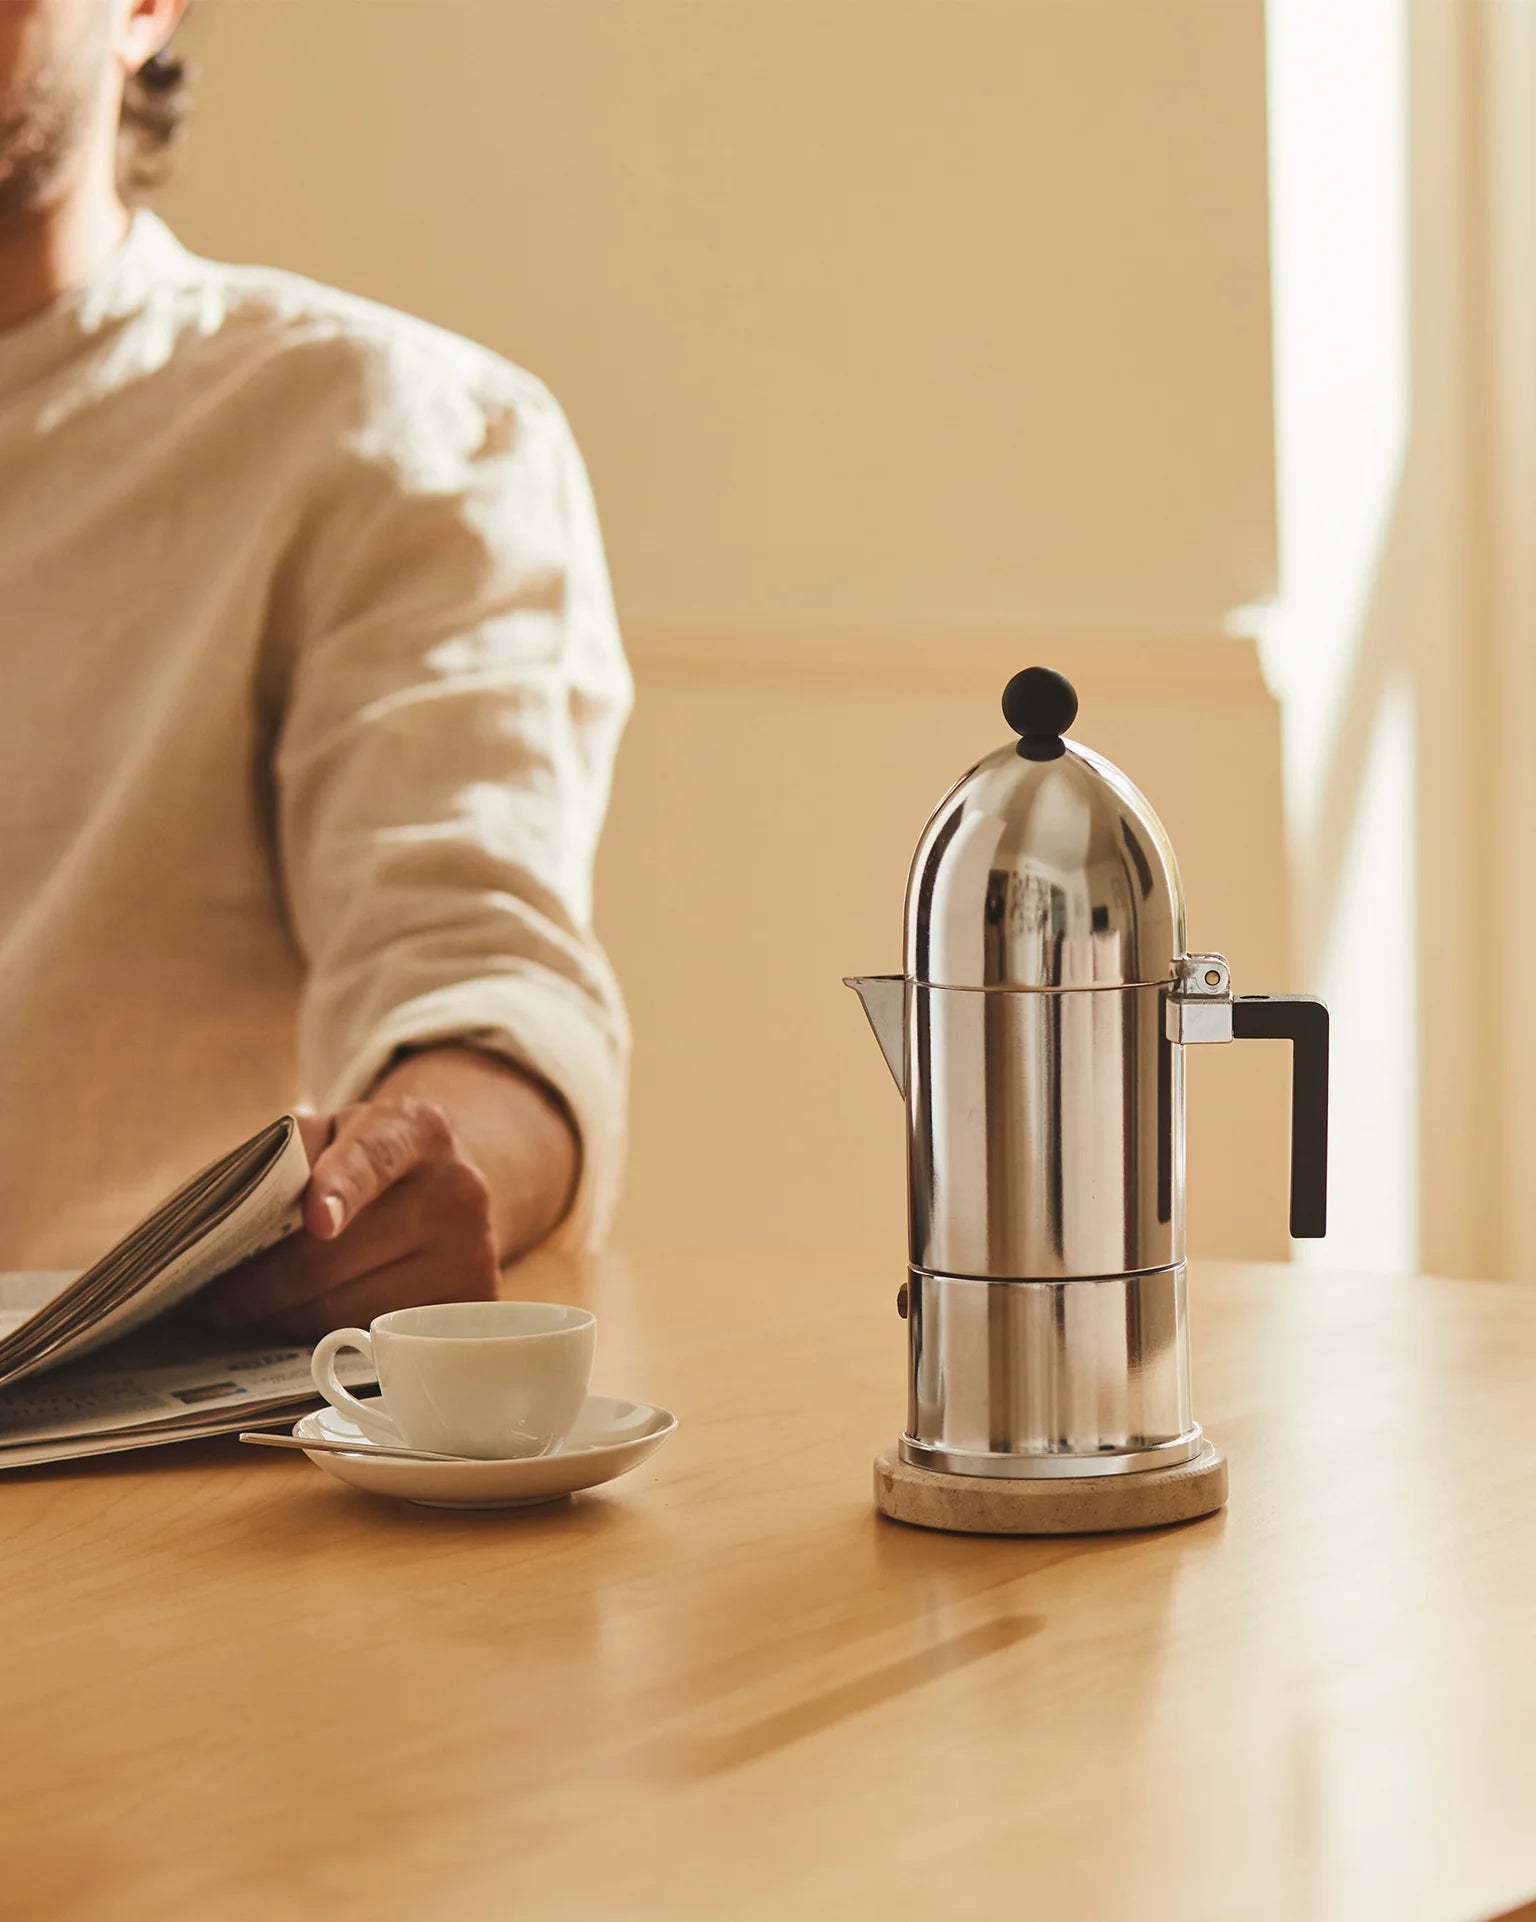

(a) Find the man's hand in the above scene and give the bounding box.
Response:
[207,1049,580,1341]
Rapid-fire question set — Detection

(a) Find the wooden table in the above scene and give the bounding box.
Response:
[3,1254,1535,1922]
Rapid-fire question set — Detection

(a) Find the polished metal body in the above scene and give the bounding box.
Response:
[849,668,1329,1483]
[905,1268,1198,1477]
[905,739,1183,992]
[909,981,1180,1279]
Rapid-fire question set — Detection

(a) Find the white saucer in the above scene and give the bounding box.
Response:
[293,1395,677,1509]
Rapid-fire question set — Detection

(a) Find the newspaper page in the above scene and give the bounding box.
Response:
[0,1117,311,1387]
[0,1406,311,1471]
[0,1341,375,1457]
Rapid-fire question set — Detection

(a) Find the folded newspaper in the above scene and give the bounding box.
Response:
[0,1117,371,1470]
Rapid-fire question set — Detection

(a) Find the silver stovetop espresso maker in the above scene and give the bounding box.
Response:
[849,667,1328,1531]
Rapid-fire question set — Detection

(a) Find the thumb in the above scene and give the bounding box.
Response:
[304,1101,425,1239]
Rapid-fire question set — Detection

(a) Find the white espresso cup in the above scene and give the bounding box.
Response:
[310,1301,596,1460]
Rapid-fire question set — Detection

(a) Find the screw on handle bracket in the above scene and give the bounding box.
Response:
[1165,951,1234,1044]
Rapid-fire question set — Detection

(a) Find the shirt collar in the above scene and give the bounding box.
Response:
[0,209,180,402]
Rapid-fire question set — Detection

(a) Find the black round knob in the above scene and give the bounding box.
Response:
[1002,666,1078,761]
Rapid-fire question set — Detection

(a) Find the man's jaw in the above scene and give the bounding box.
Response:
[0,13,129,329]
[0,99,77,222]
[0,0,118,224]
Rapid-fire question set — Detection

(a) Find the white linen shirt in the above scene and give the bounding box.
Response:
[0,213,631,1266]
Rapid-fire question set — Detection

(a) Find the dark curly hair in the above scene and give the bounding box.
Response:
[118,38,194,197]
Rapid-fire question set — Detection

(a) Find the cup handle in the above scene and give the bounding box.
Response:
[310,1328,402,1445]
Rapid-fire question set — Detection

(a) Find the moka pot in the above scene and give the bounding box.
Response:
[847,667,1329,1481]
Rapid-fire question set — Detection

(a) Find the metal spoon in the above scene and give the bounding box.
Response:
[239,1430,467,1464]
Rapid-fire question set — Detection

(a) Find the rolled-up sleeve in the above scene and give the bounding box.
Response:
[273,353,632,1248]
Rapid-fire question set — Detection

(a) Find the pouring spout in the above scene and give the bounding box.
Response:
[844,976,908,1096]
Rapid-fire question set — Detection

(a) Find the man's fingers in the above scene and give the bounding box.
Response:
[263,1244,498,1345]
[208,1093,498,1338]
[207,1232,340,1329]
[305,1097,452,1238]
[212,1173,438,1326]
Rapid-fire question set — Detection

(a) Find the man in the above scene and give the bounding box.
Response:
[0,0,632,1335]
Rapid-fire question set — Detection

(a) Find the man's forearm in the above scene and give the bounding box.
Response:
[371,1044,581,1261]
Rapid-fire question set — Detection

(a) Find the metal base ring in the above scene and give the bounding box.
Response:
[898,1425,1205,1481]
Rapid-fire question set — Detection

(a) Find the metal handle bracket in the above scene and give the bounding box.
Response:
[1165,953,1233,1044]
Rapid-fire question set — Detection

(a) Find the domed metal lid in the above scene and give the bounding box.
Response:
[904,668,1185,989]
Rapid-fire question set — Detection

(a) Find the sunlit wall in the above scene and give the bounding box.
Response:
[1262,0,1419,1273]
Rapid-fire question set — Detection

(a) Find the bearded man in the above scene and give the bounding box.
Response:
[0,0,631,1335]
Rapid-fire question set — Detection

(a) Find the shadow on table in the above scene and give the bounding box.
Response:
[688,1610,1048,1774]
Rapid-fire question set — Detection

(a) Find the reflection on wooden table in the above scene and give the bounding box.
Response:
[2,1252,1533,1922]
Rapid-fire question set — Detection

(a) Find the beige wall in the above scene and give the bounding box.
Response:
[161,0,1294,1263]
[1472,0,1536,1280]
[162,0,1276,634]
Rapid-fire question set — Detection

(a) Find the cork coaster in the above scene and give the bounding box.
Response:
[874,1439,1228,1535]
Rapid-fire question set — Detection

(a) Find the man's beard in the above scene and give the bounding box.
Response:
[0,18,110,222]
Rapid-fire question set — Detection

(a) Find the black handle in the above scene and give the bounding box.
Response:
[1231,995,1330,1238]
